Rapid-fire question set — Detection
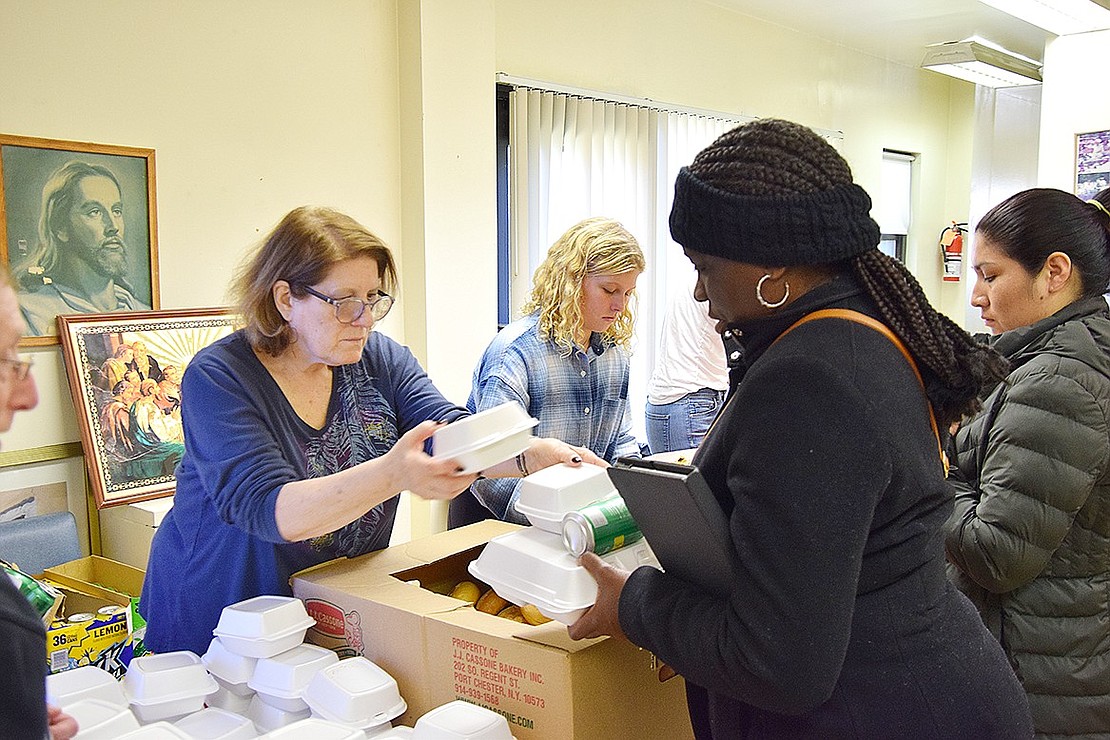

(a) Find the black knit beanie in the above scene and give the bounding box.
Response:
[669,119,881,267]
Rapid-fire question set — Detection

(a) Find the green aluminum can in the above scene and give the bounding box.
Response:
[562,495,643,557]
[3,564,58,620]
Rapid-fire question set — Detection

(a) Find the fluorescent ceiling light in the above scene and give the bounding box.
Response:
[979,0,1110,36]
[921,40,1042,87]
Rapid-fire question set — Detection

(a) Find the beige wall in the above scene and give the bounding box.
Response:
[1038,29,1110,193]
[2,0,979,541]
[493,0,975,322]
[2,0,406,452]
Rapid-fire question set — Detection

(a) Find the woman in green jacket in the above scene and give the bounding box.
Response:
[946,187,1110,738]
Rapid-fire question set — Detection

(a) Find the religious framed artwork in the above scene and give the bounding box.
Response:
[0,133,160,347]
[1076,129,1110,200]
[57,308,237,508]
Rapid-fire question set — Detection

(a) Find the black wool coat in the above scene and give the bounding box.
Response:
[0,569,49,740]
[619,277,1032,739]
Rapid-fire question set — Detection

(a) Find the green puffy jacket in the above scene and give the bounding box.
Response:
[946,296,1110,739]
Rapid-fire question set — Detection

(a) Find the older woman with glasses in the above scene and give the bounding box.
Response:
[141,206,599,655]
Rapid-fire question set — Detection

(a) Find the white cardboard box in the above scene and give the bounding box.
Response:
[98,497,173,570]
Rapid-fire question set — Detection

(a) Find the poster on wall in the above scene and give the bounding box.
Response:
[0,134,160,347]
[57,308,236,509]
[1076,129,1110,200]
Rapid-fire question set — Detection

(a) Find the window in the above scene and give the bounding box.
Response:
[877,150,916,264]
[494,78,842,440]
[495,81,742,439]
[495,85,511,328]
[879,234,907,262]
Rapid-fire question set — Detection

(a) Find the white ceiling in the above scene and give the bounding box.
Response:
[706,0,1053,68]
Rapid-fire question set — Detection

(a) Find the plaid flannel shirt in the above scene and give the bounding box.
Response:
[467,312,640,521]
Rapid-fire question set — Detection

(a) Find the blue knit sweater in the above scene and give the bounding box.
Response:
[140,330,466,655]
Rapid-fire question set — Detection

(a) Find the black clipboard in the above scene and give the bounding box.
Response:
[606,457,738,596]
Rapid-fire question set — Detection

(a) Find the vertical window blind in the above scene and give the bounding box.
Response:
[504,81,744,439]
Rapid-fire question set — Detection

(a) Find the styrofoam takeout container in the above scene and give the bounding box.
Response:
[468,527,660,625]
[604,537,661,572]
[213,596,317,659]
[117,721,195,738]
[46,664,128,708]
[247,694,311,733]
[261,716,370,739]
[207,681,255,714]
[61,698,140,739]
[432,402,538,474]
[122,651,219,723]
[412,700,514,740]
[303,657,407,728]
[307,716,393,735]
[368,728,413,739]
[248,643,339,712]
[203,636,260,694]
[513,463,618,532]
[173,707,258,739]
[118,723,195,740]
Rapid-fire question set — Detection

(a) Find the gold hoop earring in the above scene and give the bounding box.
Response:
[756,274,790,309]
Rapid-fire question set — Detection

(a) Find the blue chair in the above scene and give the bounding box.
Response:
[0,511,82,575]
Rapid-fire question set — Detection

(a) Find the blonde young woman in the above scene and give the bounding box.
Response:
[451,217,645,525]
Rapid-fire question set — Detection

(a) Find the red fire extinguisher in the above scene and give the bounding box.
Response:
[939,222,967,282]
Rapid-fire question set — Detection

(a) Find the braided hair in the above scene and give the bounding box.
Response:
[686,119,1006,425]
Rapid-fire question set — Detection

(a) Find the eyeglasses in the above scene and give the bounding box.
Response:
[0,357,33,382]
[301,285,394,323]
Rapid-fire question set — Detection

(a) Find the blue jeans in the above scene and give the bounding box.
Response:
[645,387,727,454]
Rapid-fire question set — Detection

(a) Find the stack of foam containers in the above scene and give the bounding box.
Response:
[260,716,378,739]
[173,707,258,739]
[116,722,196,738]
[42,594,481,737]
[257,698,517,739]
[46,661,225,737]
[46,664,130,708]
[121,651,220,725]
[412,700,515,739]
[469,462,660,624]
[201,636,256,713]
[204,595,319,733]
[300,656,408,734]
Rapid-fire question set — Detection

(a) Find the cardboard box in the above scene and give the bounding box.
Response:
[42,584,132,677]
[42,556,148,673]
[43,556,145,602]
[292,521,694,740]
[98,497,173,570]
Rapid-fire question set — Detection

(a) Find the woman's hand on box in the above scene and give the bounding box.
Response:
[384,420,479,500]
[567,552,629,641]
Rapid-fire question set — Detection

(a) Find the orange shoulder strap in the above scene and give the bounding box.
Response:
[775,308,946,474]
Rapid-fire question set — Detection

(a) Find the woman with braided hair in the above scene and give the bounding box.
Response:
[568,118,1032,738]
[945,187,1110,737]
